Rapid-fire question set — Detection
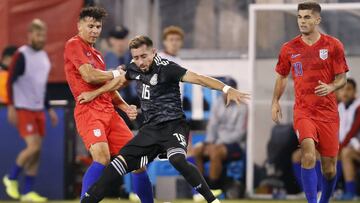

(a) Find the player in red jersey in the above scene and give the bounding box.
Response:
[271,2,348,203]
[64,7,153,202]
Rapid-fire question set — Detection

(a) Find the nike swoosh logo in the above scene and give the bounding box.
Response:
[291,54,301,58]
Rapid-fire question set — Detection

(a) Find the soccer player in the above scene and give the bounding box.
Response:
[271,2,349,203]
[63,7,153,202]
[78,35,249,203]
[3,19,58,202]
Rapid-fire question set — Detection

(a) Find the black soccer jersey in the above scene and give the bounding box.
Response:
[125,54,187,125]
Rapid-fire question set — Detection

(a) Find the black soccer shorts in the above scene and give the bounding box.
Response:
[119,118,190,170]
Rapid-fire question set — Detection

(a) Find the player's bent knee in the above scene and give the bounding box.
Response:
[322,167,336,179]
[168,148,188,168]
[301,152,316,168]
[90,143,111,165]
[27,145,41,155]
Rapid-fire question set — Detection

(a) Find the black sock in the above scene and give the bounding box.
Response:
[168,150,215,203]
[81,157,128,203]
[209,179,221,190]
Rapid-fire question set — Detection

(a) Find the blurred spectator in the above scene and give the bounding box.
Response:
[190,78,247,193]
[338,78,360,200]
[0,45,17,104]
[3,19,58,202]
[104,26,139,121]
[104,26,131,69]
[158,25,184,65]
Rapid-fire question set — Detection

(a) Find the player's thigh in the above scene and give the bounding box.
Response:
[317,121,339,157]
[107,112,134,156]
[23,134,43,150]
[74,110,108,151]
[35,111,46,136]
[161,119,190,153]
[16,109,41,138]
[119,128,161,170]
[293,118,318,144]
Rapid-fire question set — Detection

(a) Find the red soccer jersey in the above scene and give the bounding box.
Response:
[64,35,114,113]
[276,34,349,122]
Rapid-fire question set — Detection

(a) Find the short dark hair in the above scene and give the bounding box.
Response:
[2,45,17,58]
[162,26,184,40]
[79,7,107,22]
[129,35,153,50]
[108,26,129,39]
[298,1,321,14]
[347,78,357,90]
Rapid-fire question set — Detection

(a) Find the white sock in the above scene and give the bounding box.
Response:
[211,199,220,203]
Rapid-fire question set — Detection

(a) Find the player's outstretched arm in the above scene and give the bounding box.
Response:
[77,74,127,104]
[314,73,347,97]
[181,70,250,105]
[271,73,288,124]
[78,64,123,84]
[111,91,138,120]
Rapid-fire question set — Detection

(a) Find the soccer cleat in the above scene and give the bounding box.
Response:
[2,175,20,199]
[193,189,222,202]
[211,199,221,203]
[129,192,140,202]
[20,191,47,202]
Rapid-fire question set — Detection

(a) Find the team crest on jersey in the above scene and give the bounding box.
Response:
[93,129,102,137]
[319,49,328,60]
[150,74,158,85]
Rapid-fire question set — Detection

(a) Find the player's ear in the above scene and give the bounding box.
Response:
[315,15,321,25]
[77,20,84,32]
[151,48,156,55]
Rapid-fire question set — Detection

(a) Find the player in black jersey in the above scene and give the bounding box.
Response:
[78,35,249,203]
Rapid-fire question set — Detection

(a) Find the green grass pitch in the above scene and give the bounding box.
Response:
[0,199,352,203]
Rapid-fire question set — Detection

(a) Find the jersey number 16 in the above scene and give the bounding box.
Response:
[142,84,150,99]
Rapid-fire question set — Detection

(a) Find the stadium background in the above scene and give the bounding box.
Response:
[1,0,360,202]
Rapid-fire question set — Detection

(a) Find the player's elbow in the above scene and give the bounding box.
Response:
[82,74,98,84]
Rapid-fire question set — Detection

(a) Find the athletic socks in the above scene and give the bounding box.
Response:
[301,167,318,203]
[168,153,215,203]
[132,171,153,203]
[319,175,337,203]
[315,161,322,191]
[22,175,35,194]
[9,164,22,180]
[345,181,356,196]
[81,162,105,198]
[81,157,128,203]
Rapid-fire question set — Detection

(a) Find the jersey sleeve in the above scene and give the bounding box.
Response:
[64,40,90,69]
[332,40,349,75]
[163,62,187,82]
[275,45,291,76]
[124,63,137,80]
[7,52,25,105]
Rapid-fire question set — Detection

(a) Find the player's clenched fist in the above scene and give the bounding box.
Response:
[225,88,250,106]
[125,105,138,120]
[271,101,282,124]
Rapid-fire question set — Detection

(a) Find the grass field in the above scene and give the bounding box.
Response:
[0,199,354,203]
